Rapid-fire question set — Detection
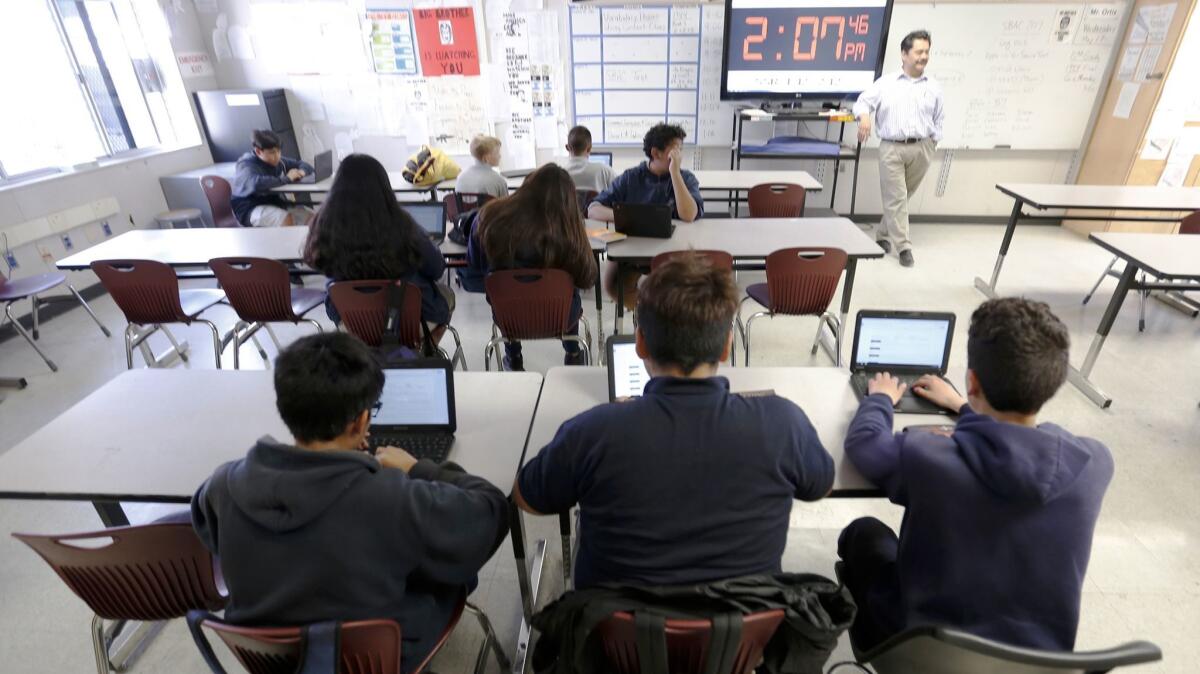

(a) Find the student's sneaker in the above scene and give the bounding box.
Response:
[564,350,588,366]
[877,239,892,254]
[899,249,915,267]
[503,354,524,371]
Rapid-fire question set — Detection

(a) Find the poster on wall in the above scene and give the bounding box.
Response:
[414,6,481,77]
[367,10,418,75]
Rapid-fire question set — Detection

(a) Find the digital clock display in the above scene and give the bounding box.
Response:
[721,0,893,98]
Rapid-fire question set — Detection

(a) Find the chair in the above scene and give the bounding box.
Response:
[11,523,228,674]
[328,279,466,370]
[202,175,241,228]
[747,183,807,218]
[847,625,1162,674]
[443,192,493,222]
[0,268,110,372]
[186,593,510,674]
[90,259,226,369]
[650,250,739,365]
[483,269,593,370]
[155,208,206,229]
[576,189,599,219]
[595,609,786,674]
[736,247,847,366]
[1082,211,1200,331]
[209,258,325,369]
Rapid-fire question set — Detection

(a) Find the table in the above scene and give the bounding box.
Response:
[604,217,883,364]
[976,183,1200,299]
[1066,233,1200,408]
[437,175,525,194]
[691,170,822,193]
[56,227,310,271]
[271,171,437,199]
[0,369,543,669]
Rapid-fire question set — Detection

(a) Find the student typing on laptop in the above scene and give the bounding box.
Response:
[191,332,508,674]
[838,298,1114,653]
[514,252,833,588]
[587,123,704,310]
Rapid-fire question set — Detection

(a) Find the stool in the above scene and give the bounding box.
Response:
[155,208,205,229]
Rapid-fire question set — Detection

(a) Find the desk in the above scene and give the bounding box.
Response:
[56,227,310,271]
[1067,233,1200,408]
[976,183,1200,298]
[271,171,437,199]
[604,217,882,363]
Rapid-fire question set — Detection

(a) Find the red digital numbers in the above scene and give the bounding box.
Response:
[792,16,818,60]
[849,13,870,35]
[739,12,870,64]
[742,16,767,61]
[821,15,845,59]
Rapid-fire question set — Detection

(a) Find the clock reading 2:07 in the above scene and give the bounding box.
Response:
[721,0,892,98]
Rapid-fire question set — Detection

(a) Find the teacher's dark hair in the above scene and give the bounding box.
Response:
[274,332,384,443]
[901,30,931,53]
[967,297,1070,414]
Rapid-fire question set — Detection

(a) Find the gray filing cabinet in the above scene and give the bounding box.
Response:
[159,163,237,228]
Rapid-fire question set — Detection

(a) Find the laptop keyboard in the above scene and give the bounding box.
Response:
[369,434,454,463]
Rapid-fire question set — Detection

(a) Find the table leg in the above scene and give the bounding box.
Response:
[615,263,625,335]
[91,501,166,669]
[818,259,857,366]
[1066,263,1137,408]
[559,511,572,589]
[594,252,605,364]
[974,200,1024,298]
[509,502,547,674]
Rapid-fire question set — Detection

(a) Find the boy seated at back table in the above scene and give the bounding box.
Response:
[514,252,834,588]
[838,297,1113,652]
[231,129,315,227]
[190,332,509,673]
[587,122,704,310]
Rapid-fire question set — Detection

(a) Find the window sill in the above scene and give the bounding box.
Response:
[0,143,206,194]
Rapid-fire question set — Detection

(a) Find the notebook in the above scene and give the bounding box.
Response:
[848,310,959,416]
[589,152,613,166]
[613,203,675,238]
[404,202,448,243]
[607,335,649,401]
[368,359,457,462]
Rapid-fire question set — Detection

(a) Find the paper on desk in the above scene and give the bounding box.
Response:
[1113,82,1139,119]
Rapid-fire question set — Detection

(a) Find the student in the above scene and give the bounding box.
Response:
[514,253,834,588]
[231,129,315,227]
[303,153,455,339]
[839,297,1113,652]
[587,123,703,309]
[470,164,597,371]
[454,135,508,200]
[562,125,615,193]
[191,332,509,674]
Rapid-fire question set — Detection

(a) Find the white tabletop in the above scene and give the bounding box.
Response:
[524,367,940,495]
[57,227,310,270]
[603,217,882,260]
[1090,232,1200,280]
[273,171,435,194]
[440,232,607,258]
[996,183,1200,211]
[691,170,822,192]
[0,370,544,501]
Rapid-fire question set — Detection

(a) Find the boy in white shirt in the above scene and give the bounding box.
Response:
[562,125,615,193]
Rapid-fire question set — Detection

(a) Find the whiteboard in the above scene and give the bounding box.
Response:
[875,2,1127,149]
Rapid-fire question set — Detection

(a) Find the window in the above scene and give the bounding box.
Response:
[0,0,199,183]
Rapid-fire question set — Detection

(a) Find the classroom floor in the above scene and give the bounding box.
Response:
[1,222,1197,673]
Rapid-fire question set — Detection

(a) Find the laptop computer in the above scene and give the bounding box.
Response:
[299,150,333,183]
[607,334,650,401]
[501,168,536,179]
[367,359,457,462]
[404,202,448,243]
[848,310,959,416]
[590,152,613,167]
[613,203,675,238]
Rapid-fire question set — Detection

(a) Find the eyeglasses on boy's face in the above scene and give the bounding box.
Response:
[370,401,383,418]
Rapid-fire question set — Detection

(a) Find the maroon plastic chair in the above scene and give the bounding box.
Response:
[90,259,226,369]
[747,183,807,218]
[209,257,325,369]
[1083,210,1200,330]
[202,175,242,228]
[186,594,509,674]
[737,247,848,366]
[328,279,466,369]
[11,523,228,674]
[650,250,739,365]
[0,267,110,372]
[443,192,493,222]
[595,609,786,674]
[483,268,593,370]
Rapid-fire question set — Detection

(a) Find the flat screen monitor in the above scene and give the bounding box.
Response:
[720,0,894,100]
[590,152,613,166]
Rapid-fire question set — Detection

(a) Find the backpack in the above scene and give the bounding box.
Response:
[377,282,439,363]
[402,145,461,186]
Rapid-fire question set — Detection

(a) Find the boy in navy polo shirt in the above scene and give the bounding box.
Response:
[514,253,834,588]
[839,298,1113,652]
[588,123,704,310]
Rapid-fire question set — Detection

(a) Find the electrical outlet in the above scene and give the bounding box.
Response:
[3,251,18,270]
[36,244,54,265]
[61,234,74,251]
[101,220,112,237]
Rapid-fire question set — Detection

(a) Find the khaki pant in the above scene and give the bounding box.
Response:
[877,139,936,253]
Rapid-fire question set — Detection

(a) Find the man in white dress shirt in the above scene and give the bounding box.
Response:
[853,30,944,267]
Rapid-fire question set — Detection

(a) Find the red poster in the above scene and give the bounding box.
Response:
[413,6,480,77]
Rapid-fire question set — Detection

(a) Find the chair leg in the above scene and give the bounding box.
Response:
[563,335,591,366]
[250,332,269,364]
[264,323,283,351]
[91,615,111,674]
[160,325,188,364]
[31,295,40,340]
[1082,256,1119,305]
[5,302,57,372]
[465,602,512,674]
[123,324,136,370]
[1138,272,1147,333]
[729,318,738,366]
[811,312,842,366]
[743,311,769,366]
[444,325,467,371]
[69,284,111,337]
[196,320,222,369]
[305,319,324,333]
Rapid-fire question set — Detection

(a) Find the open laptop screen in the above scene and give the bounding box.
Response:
[853,316,952,370]
[376,367,451,426]
[608,337,649,400]
[403,203,446,238]
[590,152,612,167]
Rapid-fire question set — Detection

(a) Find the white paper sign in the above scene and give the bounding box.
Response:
[1135,44,1163,81]
[1141,3,1177,42]
[176,51,213,79]
[1117,46,1142,80]
[1113,81,1140,119]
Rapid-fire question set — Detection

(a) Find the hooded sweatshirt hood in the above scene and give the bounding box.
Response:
[953,415,1093,504]
[226,436,376,532]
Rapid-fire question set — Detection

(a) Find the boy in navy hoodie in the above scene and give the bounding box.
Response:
[191,332,508,673]
[839,297,1113,653]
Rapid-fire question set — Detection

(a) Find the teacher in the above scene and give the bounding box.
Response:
[853,30,944,268]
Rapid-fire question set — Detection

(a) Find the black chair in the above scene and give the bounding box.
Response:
[840,625,1162,674]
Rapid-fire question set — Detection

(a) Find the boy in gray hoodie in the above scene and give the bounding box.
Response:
[191,333,508,673]
[839,298,1113,653]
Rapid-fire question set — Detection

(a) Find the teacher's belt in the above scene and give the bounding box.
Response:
[882,137,929,144]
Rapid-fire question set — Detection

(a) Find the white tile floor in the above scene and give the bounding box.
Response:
[1,223,1197,673]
